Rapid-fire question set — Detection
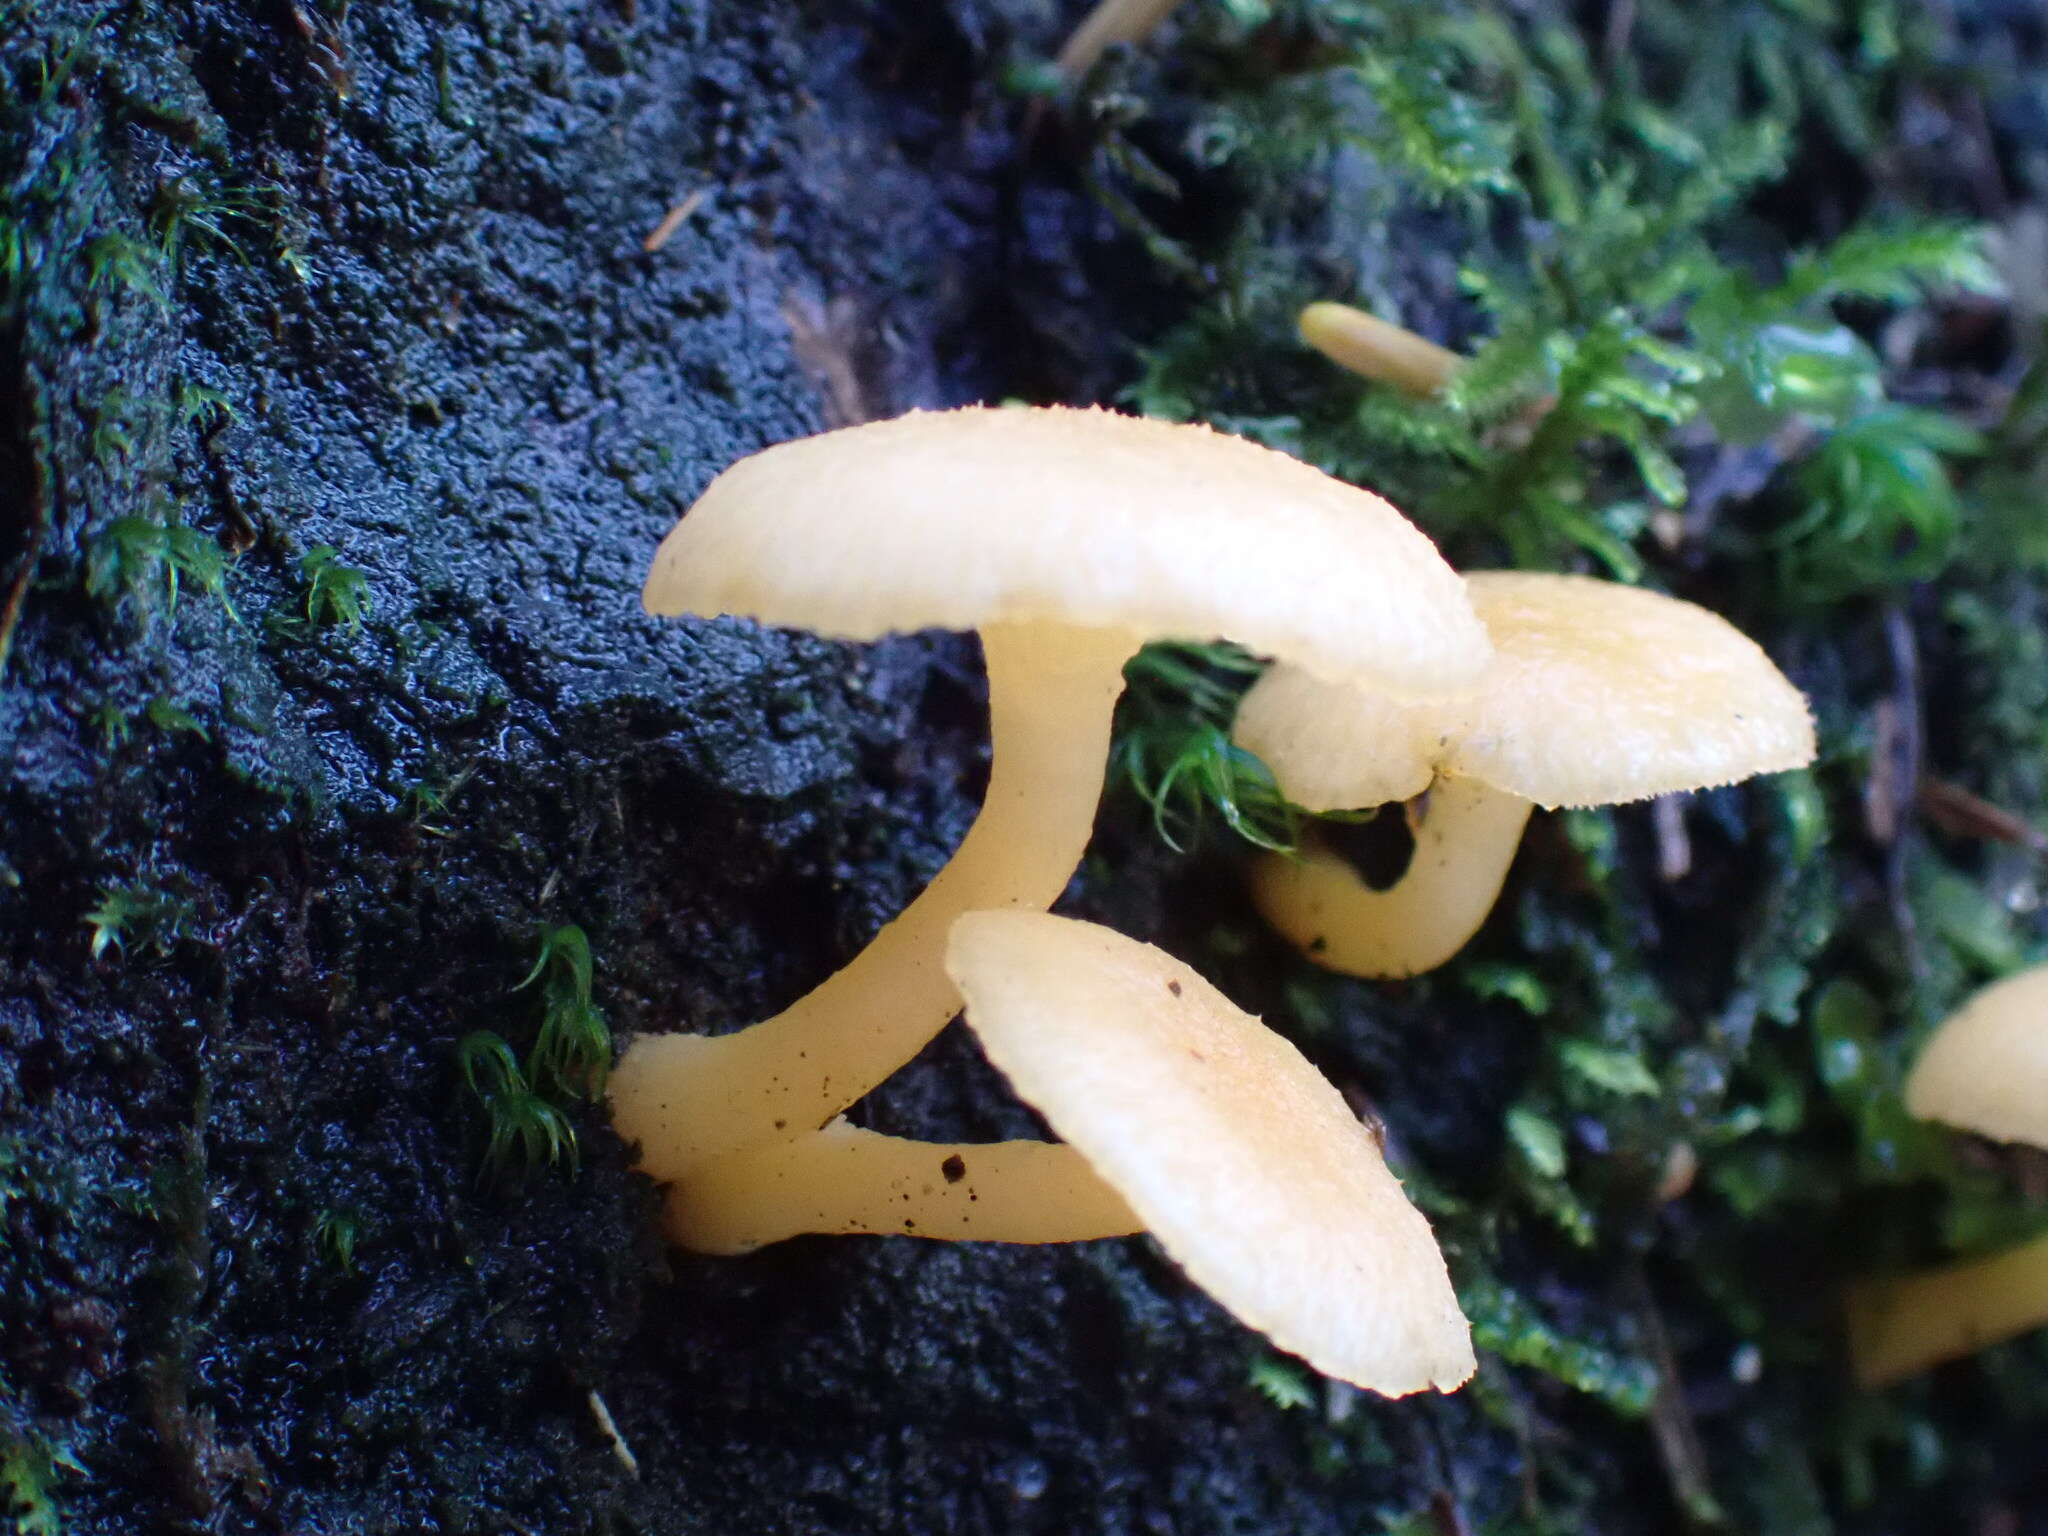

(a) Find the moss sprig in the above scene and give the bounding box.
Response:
[457,926,614,1182]
[1112,642,1297,852]
[517,924,611,1101]
[457,1033,578,1181]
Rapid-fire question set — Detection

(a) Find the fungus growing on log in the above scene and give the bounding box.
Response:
[1848,965,2048,1386]
[1233,572,1815,978]
[609,406,1490,1184]
[667,912,1475,1399]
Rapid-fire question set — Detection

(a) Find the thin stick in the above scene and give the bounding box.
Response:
[0,420,51,682]
[642,188,707,254]
[587,1390,639,1477]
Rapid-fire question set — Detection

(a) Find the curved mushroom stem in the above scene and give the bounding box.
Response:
[668,1119,1143,1254]
[610,621,1141,1183]
[1247,778,1534,979]
[1846,1231,2048,1388]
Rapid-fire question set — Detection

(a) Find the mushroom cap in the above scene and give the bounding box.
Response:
[945,910,1475,1396]
[1235,571,1816,812]
[645,406,1490,696]
[1905,965,2048,1148]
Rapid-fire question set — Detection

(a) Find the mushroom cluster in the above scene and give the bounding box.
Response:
[609,405,1491,1394]
[609,406,1489,1186]
[611,402,1814,1401]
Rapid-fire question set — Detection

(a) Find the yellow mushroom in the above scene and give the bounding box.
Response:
[669,912,1475,1399]
[609,406,1490,1185]
[1298,301,1463,396]
[1054,0,1188,80]
[1233,573,1815,978]
[1847,965,2048,1386]
[1903,965,2048,1146]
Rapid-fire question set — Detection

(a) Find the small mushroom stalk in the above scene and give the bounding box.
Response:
[1233,573,1815,981]
[610,621,1140,1183]
[1297,302,1463,397]
[1248,779,1535,980]
[668,1120,1142,1254]
[1055,0,1188,78]
[1847,1231,2048,1388]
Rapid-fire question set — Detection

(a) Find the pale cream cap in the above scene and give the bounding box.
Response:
[1236,571,1816,812]
[1905,965,2048,1147]
[945,910,1475,1396]
[644,406,1490,696]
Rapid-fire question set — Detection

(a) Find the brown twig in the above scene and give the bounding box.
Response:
[0,400,52,682]
[780,290,874,427]
[0,518,43,681]
[1917,777,2048,853]
[1626,1262,1727,1531]
[642,188,707,254]
[1868,605,1925,974]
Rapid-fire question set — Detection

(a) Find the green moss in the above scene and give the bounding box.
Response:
[81,882,194,961]
[456,926,613,1181]
[146,174,260,264]
[80,230,162,301]
[1112,642,1297,852]
[85,511,235,620]
[313,1209,360,1274]
[297,546,373,631]
[1246,1354,1317,1411]
[1459,1275,1656,1417]
[457,1031,577,1181]
[0,1426,79,1536]
[517,924,611,1102]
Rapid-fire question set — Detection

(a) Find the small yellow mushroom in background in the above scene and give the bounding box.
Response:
[608,405,1490,1188]
[1054,0,1190,81]
[1297,301,1463,397]
[1848,966,2048,1387]
[1233,573,1816,979]
[1902,964,2048,1147]
[669,912,1475,1400]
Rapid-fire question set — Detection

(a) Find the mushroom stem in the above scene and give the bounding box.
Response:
[1247,778,1535,979]
[1055,0,1188,78]
[610,621,1139,1182]
[1847,1230,2048,1387]
[668,1120,1143,1254]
